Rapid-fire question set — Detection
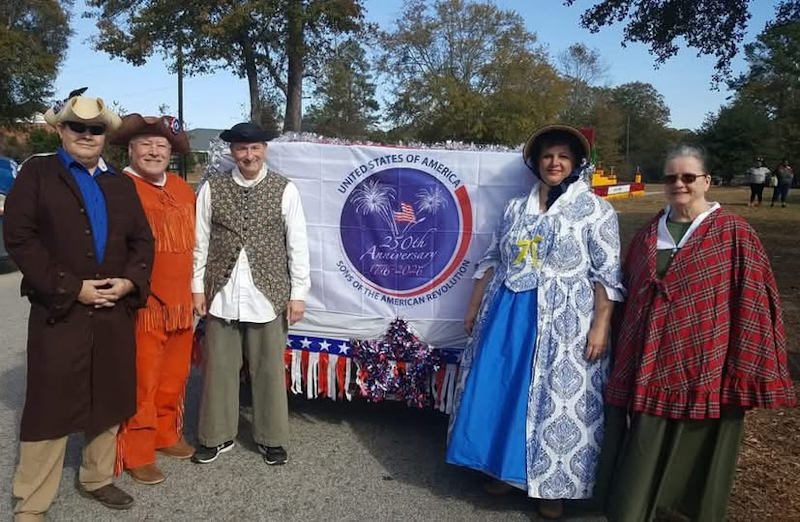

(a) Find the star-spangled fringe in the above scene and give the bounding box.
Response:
[191,319,461,409]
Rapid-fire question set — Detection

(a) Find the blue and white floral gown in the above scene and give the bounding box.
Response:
[447,178,625,499]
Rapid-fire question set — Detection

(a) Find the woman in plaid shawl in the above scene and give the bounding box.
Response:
[604,145,796,522]
[447,125,625,519]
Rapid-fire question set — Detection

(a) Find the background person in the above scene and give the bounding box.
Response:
[747,158,770,207]
[771,160,794,207]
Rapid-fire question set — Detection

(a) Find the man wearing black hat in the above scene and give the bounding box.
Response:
[191,122,310,466]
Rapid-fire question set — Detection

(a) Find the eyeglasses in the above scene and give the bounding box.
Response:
[663,173,709,185]
[64,121,106,136]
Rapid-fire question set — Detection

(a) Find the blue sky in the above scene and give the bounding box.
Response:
[55,0,777,132]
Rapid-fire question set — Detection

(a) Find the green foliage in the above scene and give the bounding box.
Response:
[28,128,61,154]
[379,0,566,146]
[565,1,800,86]
[558,43,609,125]
[698,99,778,182]
[734,20,800,169]
[0,134,26,161]
[86,0,366,131]
[584,88,626,175]
[0,1,72,124]
[305,39,378,139]
[610,82,677,180]
[565,0,753,84]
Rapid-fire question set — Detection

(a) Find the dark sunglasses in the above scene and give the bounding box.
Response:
[64,121,107,135]
[663,173,709,185]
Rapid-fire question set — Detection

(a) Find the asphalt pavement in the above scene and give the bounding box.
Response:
[0,267,604,522]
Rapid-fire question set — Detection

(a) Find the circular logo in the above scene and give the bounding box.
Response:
[164,116,181,134]
[340,167,471,297]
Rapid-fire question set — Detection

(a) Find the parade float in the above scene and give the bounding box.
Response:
[198,129,644,411]
[590,165,646,199]
[580,128,646,200]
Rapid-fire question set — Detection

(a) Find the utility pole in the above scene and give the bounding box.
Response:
[625,113,630,180]
[177,25,186,180]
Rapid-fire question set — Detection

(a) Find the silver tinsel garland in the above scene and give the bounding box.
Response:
[199,131,594,187]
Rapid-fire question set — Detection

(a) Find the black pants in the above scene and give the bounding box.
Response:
[749,183,765,203]
[772,183,790,204]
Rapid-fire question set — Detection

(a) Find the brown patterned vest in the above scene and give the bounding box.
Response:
[204,171,291,313]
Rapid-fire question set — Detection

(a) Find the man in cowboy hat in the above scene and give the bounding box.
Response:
[3,89,154,520]
[191,122,310,466]
[109,114,197,485]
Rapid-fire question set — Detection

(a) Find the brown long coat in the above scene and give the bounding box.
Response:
[3,154,154,441]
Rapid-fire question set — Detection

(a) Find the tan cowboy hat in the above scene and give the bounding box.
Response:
[110,113,190,155]
[522,124,591,173]
[44,88,122,131]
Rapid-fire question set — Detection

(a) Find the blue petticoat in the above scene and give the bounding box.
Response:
[446,283,538,485]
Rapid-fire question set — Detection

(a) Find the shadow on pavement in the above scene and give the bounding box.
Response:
[0,363,24,418]
[285,395,542,520]
[0,259,18,275]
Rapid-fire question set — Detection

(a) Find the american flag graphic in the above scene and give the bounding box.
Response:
[394,202,417,223]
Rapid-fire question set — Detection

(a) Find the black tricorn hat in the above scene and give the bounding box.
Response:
[219,122,279,143]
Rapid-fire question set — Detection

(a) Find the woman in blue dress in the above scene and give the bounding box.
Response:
[446,125,625,519]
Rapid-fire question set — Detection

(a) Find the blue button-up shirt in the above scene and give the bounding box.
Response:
[56,148,114,264]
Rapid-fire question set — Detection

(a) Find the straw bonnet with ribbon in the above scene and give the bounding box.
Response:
[110,113,190,155]
[522,124,591,175]
[44,87,122,131]
[522,124,593,210]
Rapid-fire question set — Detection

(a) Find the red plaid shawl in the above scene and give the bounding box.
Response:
[606,208,796,419]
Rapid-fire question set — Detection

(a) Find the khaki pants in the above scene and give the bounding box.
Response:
[199,315,289,448]
[12,425,119,521]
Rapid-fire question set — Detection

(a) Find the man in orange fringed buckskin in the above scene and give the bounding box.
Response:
[110,114,196,485]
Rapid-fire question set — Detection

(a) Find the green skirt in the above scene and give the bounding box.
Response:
[602,406,745,522]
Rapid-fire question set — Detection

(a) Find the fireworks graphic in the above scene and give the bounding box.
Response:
[351,179,452,238]
[351,179,399,236]
[415,186,448,214]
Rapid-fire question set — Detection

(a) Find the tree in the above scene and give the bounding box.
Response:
[611,82,674,180]
[698,99,778,182]
[0,1,72,124]
[86,0,366,131]
[305,39,378,139]
[380,0,566,145]
[558,43,609,87]
[558,43,609,126]
[734,19,800,165]
[583,88,625,174]
[28,128,61,154]
[564,0,800,84]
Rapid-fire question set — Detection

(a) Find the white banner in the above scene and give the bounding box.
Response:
[606,184,630,195]
[266,141,533,349]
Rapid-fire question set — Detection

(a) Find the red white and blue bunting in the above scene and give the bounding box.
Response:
[284,328,462,413]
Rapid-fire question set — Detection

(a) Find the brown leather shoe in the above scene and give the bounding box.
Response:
[539,499,564,519]
[76,482,134,510]
[158,437,195,459]
[127,463,165,485]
